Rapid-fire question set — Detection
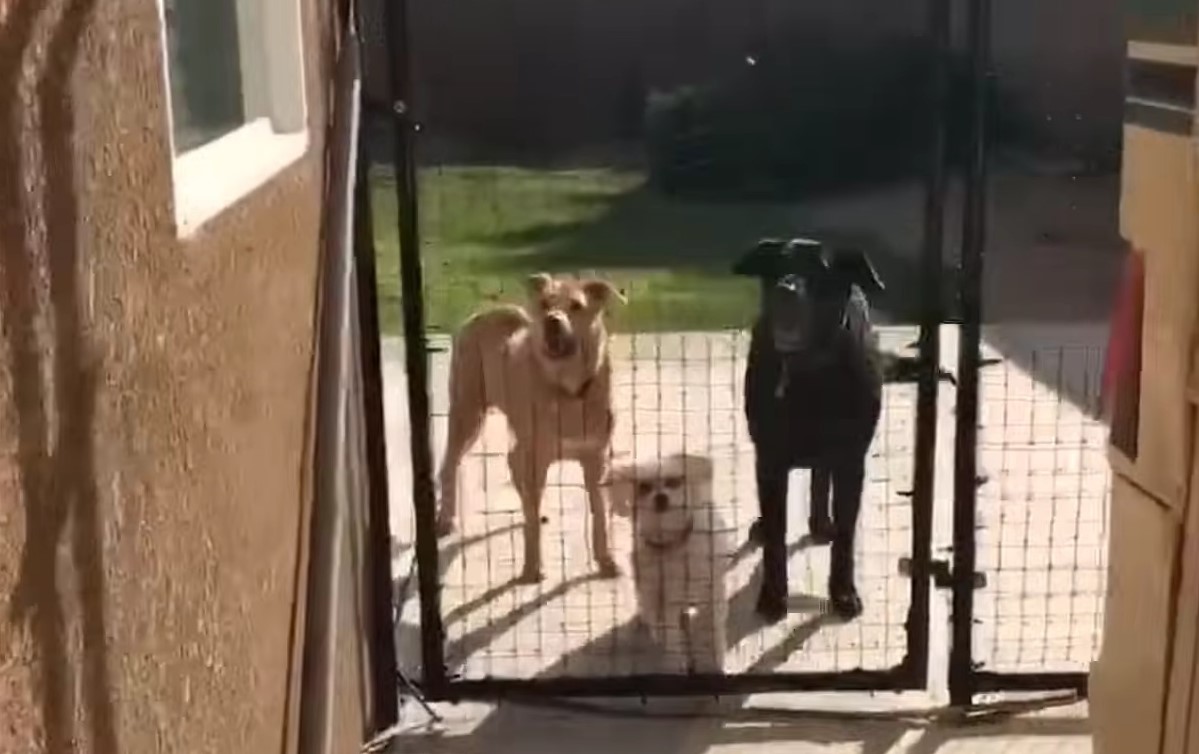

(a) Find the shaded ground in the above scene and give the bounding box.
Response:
[384,699,1092,753]
[371,159,1122,337]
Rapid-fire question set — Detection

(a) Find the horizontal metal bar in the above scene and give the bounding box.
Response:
[423,668,921,701]
[971,672,1089,696]
[362,96,403,119]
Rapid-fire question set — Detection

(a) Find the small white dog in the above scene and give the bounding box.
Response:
[610,453,731,674]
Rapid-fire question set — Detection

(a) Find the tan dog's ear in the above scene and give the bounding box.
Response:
[583,279,626,309]
[527,273,553,296]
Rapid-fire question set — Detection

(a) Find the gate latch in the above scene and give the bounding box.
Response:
[897,557,987,590]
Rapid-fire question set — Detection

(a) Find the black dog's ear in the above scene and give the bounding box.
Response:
[832,249,885,294]
[732,239,788,277]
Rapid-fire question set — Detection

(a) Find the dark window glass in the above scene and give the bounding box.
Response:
[164,0,246,153]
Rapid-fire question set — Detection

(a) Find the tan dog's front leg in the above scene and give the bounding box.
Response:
[509,446,549,583]
[581,452,619,577]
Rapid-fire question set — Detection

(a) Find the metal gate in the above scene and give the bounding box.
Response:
[366,0,1104,704]
[942,0,1104,706]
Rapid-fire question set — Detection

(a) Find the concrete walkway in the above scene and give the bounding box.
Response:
[386,696,1092,753]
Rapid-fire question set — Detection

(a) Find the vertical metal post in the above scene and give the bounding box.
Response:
[352,105,402,728]
[381,0,446,693]
[298,23,360,753]
[906,0,952,684]
[949,0,992,709]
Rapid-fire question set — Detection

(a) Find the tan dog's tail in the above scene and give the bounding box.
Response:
[447,324,483,409]
[448,305,532,408]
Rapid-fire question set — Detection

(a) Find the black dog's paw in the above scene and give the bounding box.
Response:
[807,518,834,545]
[828,585,864,622]
[755,590,788,625]
[748,518,765,546]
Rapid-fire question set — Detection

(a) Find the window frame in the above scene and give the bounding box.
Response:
[156,0,311,238]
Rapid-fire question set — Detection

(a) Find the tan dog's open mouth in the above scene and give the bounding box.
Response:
[543,340,577,360]
[541,319,578,359]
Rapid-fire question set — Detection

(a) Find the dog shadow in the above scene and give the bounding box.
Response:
[394,523,523,674]
[400,521,844,678]
[396,554,908,754]
[442,571,610,676]
[729,530,828,569]
[393,523,522,613]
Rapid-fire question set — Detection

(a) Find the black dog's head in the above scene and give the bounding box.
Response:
[733,238,884,357]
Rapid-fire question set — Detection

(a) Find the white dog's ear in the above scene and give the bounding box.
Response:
[681,454,714,483]
[527,272,553,296]
[606,462,636,517]
[583,279,626,309]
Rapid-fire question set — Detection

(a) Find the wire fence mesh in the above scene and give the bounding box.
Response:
[389,324,1112,684]
[375,134,1120,689]
[366,0,1123,691]
[971,338,1111,675]
[394,313,924,680]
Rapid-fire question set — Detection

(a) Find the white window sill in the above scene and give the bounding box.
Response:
[1126,41,1198,66]
[172,118,309,238]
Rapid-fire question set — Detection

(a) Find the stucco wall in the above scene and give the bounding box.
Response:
[0,0,342,752]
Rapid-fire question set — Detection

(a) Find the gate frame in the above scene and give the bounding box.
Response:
[379,0,956,702]
[945,0,1091,705]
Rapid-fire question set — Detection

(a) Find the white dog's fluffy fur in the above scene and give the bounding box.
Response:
[610,453,731,674]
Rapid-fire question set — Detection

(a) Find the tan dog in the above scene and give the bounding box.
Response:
[435,273,625,583]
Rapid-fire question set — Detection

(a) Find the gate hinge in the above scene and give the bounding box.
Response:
[898,557,987,589]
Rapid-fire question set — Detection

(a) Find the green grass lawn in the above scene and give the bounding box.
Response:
[372,165,804,334]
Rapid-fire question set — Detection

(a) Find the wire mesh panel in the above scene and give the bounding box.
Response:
[371,0,959,697]
[969,328,1111,676]
[362,0,1135,704]
[390,326,924,682]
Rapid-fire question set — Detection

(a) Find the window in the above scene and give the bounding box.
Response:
[159,0,308,236]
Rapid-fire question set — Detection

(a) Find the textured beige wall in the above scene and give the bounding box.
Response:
[0,0,339,751]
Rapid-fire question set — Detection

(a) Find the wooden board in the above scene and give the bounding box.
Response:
[1118,124,1199,510]
[1164,415,1199,754]
[1091,473,1181,754]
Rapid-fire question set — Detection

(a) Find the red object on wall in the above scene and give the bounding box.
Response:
[1103,248,1145,458]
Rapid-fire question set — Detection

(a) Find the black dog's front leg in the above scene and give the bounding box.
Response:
[829,459,866,620]
[750,468,834,546]
[809,468,834,544]
[755,458,789,624]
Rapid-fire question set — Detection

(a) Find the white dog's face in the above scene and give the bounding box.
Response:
[610,454,714,544]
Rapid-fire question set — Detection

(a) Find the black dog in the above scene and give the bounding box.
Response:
[735,238,885,624]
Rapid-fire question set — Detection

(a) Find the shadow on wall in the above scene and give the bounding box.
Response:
[0,0,117,752]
